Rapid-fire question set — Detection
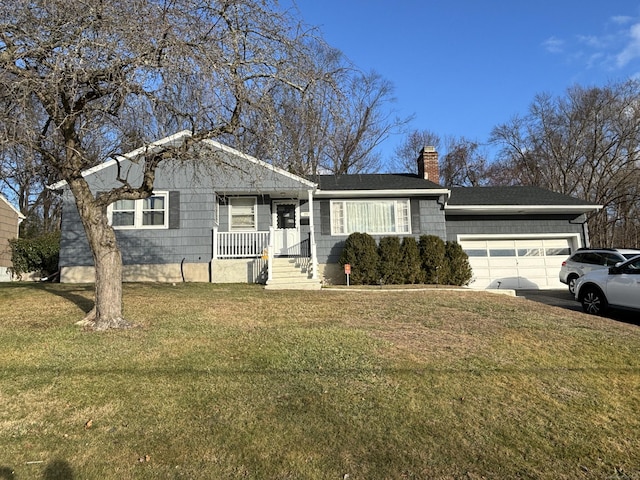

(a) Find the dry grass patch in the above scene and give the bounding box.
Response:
[1,283,640,479]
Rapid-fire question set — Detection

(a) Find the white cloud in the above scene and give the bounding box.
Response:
[616,22,640,67]
[577,34,608,49]
[543,36,564,54]
[543,10,640,73]
[611,15,633,25]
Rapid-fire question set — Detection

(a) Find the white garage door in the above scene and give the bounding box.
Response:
[460,238,572,290]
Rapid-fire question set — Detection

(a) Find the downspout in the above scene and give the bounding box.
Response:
[570,214,590,248]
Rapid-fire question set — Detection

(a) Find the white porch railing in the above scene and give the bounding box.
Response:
[214,228,270,258]
[212,225,317,282]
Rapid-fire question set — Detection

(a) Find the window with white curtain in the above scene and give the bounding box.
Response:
[330,199,411,235]
[229,197,257,231]
[108,192,168,229]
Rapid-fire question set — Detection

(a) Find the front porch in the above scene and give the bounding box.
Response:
[211,227,321,290]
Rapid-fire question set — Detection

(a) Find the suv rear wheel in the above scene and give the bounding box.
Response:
[580,286,608,315]
[567,274,579,294]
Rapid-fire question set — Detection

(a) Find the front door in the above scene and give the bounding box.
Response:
[272,200,300,256]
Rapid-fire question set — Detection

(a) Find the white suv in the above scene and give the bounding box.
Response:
[575,255,640,315]
[559,248,640,294]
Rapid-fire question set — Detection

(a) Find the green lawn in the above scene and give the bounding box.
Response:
[1,283,639,479]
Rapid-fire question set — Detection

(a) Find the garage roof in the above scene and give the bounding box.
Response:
[446,186,601,215]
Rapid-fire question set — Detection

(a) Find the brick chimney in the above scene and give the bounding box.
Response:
[417,146,439,183]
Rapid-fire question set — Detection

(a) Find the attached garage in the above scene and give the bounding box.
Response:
[446,187,601,291]
[459,236,578,289]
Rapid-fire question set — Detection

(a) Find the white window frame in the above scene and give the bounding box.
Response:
[330,198,411,236]
[229,196,258,232]
[108,191,169,230]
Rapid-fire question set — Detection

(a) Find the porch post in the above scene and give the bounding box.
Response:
[308,189,318,280]
[212,225,218,260]
[267,225,274,283]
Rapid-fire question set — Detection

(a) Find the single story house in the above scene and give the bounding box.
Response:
[0,193,25,282]
[52,131,601,290]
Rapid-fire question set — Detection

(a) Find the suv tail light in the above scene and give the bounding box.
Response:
[561,261,567,266]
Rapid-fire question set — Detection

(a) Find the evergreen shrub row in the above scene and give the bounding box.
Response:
[339,232,472,286]
[9,231,60,279]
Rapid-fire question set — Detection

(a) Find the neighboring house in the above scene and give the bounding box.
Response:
[0,194,25,282]
[52,132,601,290]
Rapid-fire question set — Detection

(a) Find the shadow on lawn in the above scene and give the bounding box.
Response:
[33,283,94,315]
[0,459,74,480]
[43,459,74,480]
[0,467,14,479]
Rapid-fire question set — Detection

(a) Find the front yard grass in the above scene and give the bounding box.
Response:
[1,283,639,479]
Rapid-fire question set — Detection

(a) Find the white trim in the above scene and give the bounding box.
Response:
[316,188,450,199]
[107,191,169,229]
[228,196,258,232]
[272,199,300,230]
[457,232,583,244]
[214,193,220,226]
[446,204,602,215]
[330,198,412,236]
[48,131,318,192]
[272,199,301,255]
[48,130,193,190]
[0,193,25,220]
[457,234,584,290]
[202,139,316,189]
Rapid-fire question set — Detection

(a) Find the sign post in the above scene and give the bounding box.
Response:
[344,264,351,286]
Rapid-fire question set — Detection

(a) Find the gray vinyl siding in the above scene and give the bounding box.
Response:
[59,189,216,267]
[58,151,313,269]
[314,196,446,264]
[445,214,587,243]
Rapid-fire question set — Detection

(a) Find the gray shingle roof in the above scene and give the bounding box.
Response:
[315,174,442,190]
[448,186,594,206]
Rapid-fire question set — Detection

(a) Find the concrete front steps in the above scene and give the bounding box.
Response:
[265,257,322,290]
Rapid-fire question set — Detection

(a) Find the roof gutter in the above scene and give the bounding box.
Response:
[48,130,194,191]
[315,188,451,199]
[445,204,603,215]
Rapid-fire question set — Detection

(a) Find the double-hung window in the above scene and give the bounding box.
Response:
[229,197,257,231]
[330,199,411,235]
[109,192,169,229]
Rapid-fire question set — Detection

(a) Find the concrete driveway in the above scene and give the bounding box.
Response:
[516,288,640,325]
[516,289,582,312]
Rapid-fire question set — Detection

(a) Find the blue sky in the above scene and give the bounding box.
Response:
[292,1,640,166]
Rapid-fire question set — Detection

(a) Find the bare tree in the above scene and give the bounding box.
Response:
[0,0,329,329]
[238,61,410,175]
[322,71,411,174]
[391,129,441,173]
[490,80,640,247]
[0,94,61,235]
[391,130,493,186]
[233,39,345,175]
[439,137,492,187]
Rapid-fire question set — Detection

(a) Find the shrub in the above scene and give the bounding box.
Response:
[339,232,379,285]
[400,237,423,284]
[9,231,60,279]
[378,236,404,284]
[419,235,446,284]
[443,241,473,286]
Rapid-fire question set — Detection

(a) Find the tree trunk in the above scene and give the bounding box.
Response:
[90,227,131,330]
[69,179,131,330]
